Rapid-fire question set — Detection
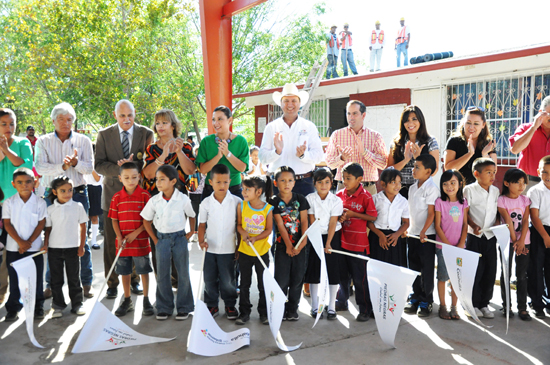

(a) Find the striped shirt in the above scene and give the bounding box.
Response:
[108,186,151,257]
[325,126,387,182]
[34,131,94,187]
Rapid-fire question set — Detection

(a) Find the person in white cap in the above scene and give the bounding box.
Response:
[369,21,385,72]
[259,83,323,196]
[395,17,411,67]
[339,23,358,77]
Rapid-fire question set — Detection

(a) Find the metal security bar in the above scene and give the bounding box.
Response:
[268,99,328,137]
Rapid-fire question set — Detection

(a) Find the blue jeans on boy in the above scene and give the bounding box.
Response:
[326,54,338,79]
[204,252,237,308]
[156,230,194,314]
[340,49,358,76]
[5,250,45,314]
[396,42,409,67]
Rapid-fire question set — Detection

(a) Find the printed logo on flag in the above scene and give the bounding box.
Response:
[378,284,397,319]
[456,257,462,267]
[270,291,274,302]
[103,327,136,346]
[201,329,208,337]
[198,327,250,345]
[107,337,126,346]
[387,294,397,315]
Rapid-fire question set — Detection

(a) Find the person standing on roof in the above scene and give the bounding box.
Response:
[339,23,358,77]
[369,21,385,72]
[326,25,340,79]
[395,17,411,67]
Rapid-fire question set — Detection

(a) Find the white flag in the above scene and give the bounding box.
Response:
[188,300,250,356]
[11,254,44,348]
[367,259,418,348]
[72,302,174,353]
[491,224,512,333]
[307,222,328,327]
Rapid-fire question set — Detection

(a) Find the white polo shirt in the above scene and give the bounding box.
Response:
[527,182,550,226]
[2,193,47,252]
[372,191,409,231]
[306,191,343,235]
[199,191,242,254]
[46,199,89,248]
[141,189,195,234]
[408,177,440,236]
[464,182,499,239]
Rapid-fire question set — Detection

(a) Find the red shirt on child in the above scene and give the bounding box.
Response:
[108,186,151,257]
[337,186,377,254]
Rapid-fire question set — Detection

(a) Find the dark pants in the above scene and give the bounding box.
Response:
[369,229,405,267]
[326,54,338,79]
[336,247,372,314]
[190,193,202,232]
[204,252,238,308]
[49,247,83,310]
[407,235,436,304]
[238,252,269,316]
[466,234,497,309]
[500,244,529,311]
[274,243,308,313]
[201,184,243,202]
[528,225,550,310]
[104,211,139,289]
[5,251,44,313]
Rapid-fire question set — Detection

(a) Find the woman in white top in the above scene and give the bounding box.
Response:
[247,146,266,177]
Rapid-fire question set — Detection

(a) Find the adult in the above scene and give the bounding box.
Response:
[195,105,248,200]
[326,25,339,79]
[95,99,154,299]
[444,106,497,185]
[395,17,410,67]
[339,23,358,77]
[510,96,550,192]
[325,100,388,195]
[259,83,324,197]
[387,105,439,198]
[35,102,95,298]
[369,21,385,72]
[26,125,37,152]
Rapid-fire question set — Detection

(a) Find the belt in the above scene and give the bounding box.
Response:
[528,175,541,182]
[362,181,376,187]
[74,184,87,193]
[295,172,313,180]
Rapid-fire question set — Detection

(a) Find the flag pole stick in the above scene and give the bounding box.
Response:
[9,250,46,266]
[406,234,482,257]
[196,248,207,302]
[479,224,509,233]
[247,242,269,271]
[97,239,127,298]
[294,218,320,250]
[329,249,421,276]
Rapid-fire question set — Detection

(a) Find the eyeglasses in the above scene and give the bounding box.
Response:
[466,106,485,112]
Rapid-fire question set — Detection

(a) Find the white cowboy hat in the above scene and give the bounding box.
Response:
[272,83,310,107]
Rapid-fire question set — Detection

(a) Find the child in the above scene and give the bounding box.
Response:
[247,146,266,176]
[498,168,531,320]
[236,174,273,325]
[304,168,343,320]
[270,166,310,321]
[198,164,242,320]
[335,162,377,322]
[464,157,499,319]
[43,176,89,317]
[527,156,550,319]
[368,168,409,267]
[188,145,205,242]
[404,154,440,317]
[2,168,47,321]
[142,165,196,321]
[434,170,469,320]
[109,162,154,317]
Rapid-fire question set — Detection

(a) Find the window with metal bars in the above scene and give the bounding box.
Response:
[267,99,328,137]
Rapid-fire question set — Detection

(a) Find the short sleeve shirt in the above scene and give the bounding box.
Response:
[140,189,195,234]
[463,183,499,238]
[498,195,531,245]
[527,182,550,226]
[336,186,377,253]
[199,191,242,254]
[408,177,440,236]
[0,137,33,202]
[445,136,486,185]
[269,193,310,245]
[435,198,469,247]
[509,123,550,176]
[46,199,89,249]
[306,192,343,235]
[372,192,409,231]
[2,193,47,252]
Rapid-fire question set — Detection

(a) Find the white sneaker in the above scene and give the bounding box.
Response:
[469,307,483,317]
[480,307,494,319]
[52,309,63,318]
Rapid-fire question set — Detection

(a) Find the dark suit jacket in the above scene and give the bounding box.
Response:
[95,123,154,211]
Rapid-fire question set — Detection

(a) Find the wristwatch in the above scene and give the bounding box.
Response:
[227,152,233,158]
[299,153,305,160]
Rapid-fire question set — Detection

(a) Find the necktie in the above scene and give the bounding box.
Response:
[121,131,130,159]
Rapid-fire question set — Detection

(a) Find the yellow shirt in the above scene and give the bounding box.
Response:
[239,201,273,256]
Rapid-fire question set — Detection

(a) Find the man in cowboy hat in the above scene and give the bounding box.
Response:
[259,83,323,196]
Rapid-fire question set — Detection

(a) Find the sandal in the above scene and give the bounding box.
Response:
[450,306,460,320]
[439,305,451,320]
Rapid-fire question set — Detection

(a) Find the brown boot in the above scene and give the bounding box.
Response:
[43,288,52,299]
[83,285,94,298]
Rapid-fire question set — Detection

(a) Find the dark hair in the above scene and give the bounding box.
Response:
[472,157,496,174]
[416,154,437,174]
[242,175,273,199]
[274,166,296,181]
[156,164,184,192]
[455,109,493,150]
[0,186,4,202]
[187,135,193,141]
[48,175,73,203]
[249,145,260,154]
[13,167,34,181]
[213,105,232,119]
[501,168,528,197]
[540,155,550,167]
[119,161,140,174]
[440,170,465,204]
[379,168,402,185]
[342,162,363,178]
[0,108,16,122]
[313,167,334,183]
[211,163,230,178]
[392,105,431,162]
[346,100,366,114]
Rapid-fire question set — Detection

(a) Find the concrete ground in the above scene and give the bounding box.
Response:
[1,232,549,365]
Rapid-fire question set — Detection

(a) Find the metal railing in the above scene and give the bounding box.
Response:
[267,99,329,137]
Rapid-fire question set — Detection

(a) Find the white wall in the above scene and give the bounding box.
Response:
[364,104,407,154]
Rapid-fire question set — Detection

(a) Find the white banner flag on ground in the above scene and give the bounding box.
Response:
[72,302,174,353]
[367,259,418,348]
[11,254,44,348]
[188,299,250,356]
[491,224,512,333]
[307,222,328,327]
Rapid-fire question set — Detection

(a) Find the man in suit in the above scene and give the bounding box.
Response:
[95,99,154,299]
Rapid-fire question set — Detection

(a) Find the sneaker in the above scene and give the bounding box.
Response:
[131,282,143,295]
[208,306,219,318]
[500,307,514,317]
[310,309,323,319]
[71,306,86,316]
[474,307,483,317]
[286,312,299,321]
[106,287,118,299]
[143,297,155,316]
[91,243,100,250]
[156,312,171,320]
[51,309,63,318]
[34,308,45,320]
[418,302,432,317]
[404,299,419,314]
[175,312,190,320]
[534,308,546,319]
[260,315,269,324]
[225,306,239,320]
[356,312,370,322]
[4,311,19,322]
[115,297,134,317]
[235,313,250,325]
[327,310,337,320]
[480,307,494,319]
[43,288,52,299]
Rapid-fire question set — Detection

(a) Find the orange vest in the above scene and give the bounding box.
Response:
[395,26,408,44]
[371,30,384,44]
[328,33,340,48]
[339,31,353,48]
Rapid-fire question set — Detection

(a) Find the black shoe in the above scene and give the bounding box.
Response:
[131,282,143,295]
[327,310,337,320]
[335,302,349,312]
[500,307,514,317]
[235,313,250,325]
[208,306,219,318]
[310,309,323,319]
[176,312,190,320]
[156,312,171,320]
[143,297,154,316]
[34,308,45,320]
[115,297,134,317]
[356,312,370,322]
[260,315,269,324]
[417,302,433,317]
[106,287,118,299]
[4,311,19,322]
[404,299,419,314]
[91,243,100,250]
[534,308,546,319]
[225,306,238,320]
[518,310,532,321]
[286,312,299,321]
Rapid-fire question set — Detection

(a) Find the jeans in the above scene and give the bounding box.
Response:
[155,230,194,314]
[190,193,201,232]
[326,54,338,79]
[340,49,358,76]
[500,244,529,311]
[396,42,409,67]
[466,234,497,309]
[407,235,435,304]
[274,243,308,313]
[238,252,269,316]
[336,247,372,314]
[204,252,238,308]
[528,225,550,310]
[6,250,44,313]
[49,247,82,310]
[369,48,383,71]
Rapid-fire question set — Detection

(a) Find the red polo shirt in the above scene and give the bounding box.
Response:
[336,186,377,253]
[108,186,151,257]
[509,123,550,176]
